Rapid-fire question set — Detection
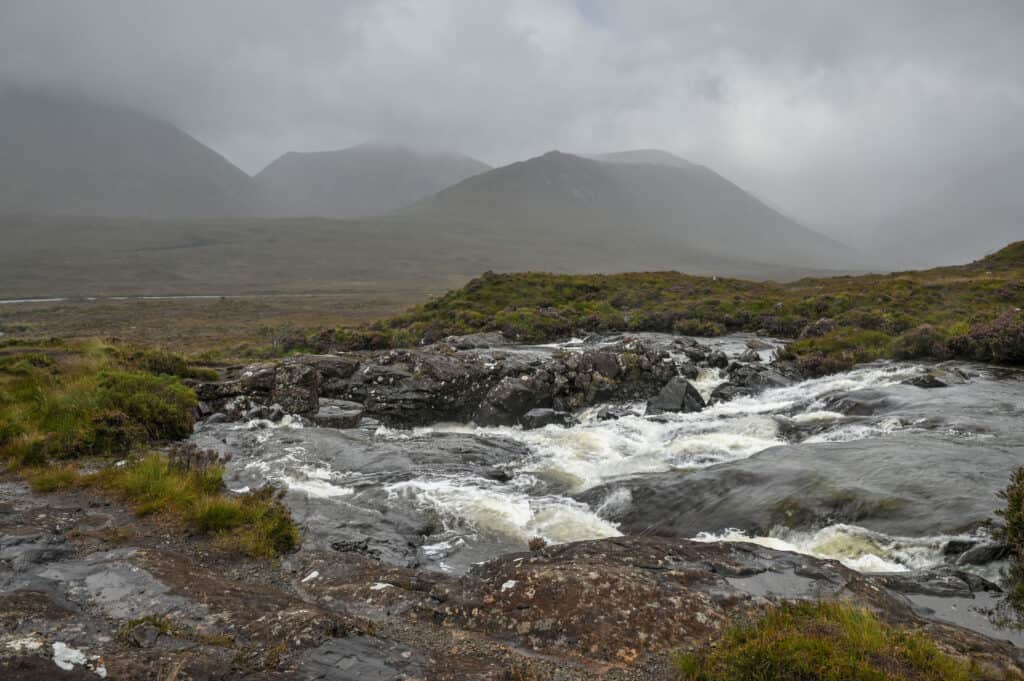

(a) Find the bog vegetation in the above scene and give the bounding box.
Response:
[316,241,1024,375]
[0,338,298,557]
[674,601,1007,681]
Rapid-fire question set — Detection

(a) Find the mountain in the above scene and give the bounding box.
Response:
[594,148,699,169]
[400,150,857,271]
[256,143,491,219]
[0,88,268,219]
[866,151,1024,267]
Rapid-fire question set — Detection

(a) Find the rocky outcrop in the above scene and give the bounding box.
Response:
[272,360,321,414]
[313,399,364,428]
[195,338,680,428]
[520,408,575,430]
[709,361,798,404]
[429,536,1024,671]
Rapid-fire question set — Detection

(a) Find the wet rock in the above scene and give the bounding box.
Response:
[681,345,707,362]
[746,338,775,350]
[737,349,761,363]
[824,389,893,416]
[298,635,425,680]
[300,354,360,396]
[273,361,322,415]
[474,375,553,426]
[245,405,269,420]
[903,374,947,388]
[708,382,749,404]
[520,408,575,430]
[876,566,1003,598]
[707,350,729,369]
[444,331,507,350]
[721,363,793,398]
[314,400,364,429]
[432,536,1016,665]
[944,539,980,556]
[646,377,705,415]
[956,542,1011,566]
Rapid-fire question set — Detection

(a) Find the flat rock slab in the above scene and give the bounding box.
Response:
[314,399,364,428]
[298,635,425,680]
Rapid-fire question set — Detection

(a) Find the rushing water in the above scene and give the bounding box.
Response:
[193,334,1024,579]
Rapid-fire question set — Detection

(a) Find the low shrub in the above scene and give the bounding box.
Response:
[0,341,199,465]
[994,467,1024,615]
[27,453,300,558]
[674,601,985,681]
[949,310,1024,364]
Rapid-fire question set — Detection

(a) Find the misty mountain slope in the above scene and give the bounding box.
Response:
[0,88,267,219]
[256,143,491,218]
[868,150,1024,267]
[401,150,857,269]
[594,148,699,169]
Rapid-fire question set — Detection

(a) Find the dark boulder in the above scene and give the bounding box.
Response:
[273,361,322,415]
[725,363,793,394]
[902,374,947,389]
[737,349,761,363]
[521,408,576,430]
[474,375,554,426]
[646,377,705,415]
[709,382,750,404]
[956,542,1011,566]
[707,350,729,369]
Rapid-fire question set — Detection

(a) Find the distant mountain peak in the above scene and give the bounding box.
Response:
[256,143,490,219]
[595,149,700,170]
[0,88,267,219]
[400,148,856,271]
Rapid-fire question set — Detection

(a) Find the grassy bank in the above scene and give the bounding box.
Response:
[674,601,1002,680]
[0,339,299,557]
[25,452,298,558]
[322,241,1024,374]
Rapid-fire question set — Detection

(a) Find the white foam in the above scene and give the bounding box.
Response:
[284,476,354,498]
[696,524,957,573]
[385,476,620,545]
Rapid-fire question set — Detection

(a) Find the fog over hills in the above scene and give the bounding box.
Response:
[256,144,491,219]
[0,89,268,219]
[401,150,856,270]
[863,150,1024,267]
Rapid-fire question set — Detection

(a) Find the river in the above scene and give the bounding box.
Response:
[192,334,1024,583]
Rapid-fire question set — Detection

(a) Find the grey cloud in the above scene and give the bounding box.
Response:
[1,0,1022,232]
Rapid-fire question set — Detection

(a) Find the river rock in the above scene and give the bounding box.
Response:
[444,331,507,350]
[903,374,947,388]
[707,350,729,368]
[520,408,575,430]
[709,382,750,404]
[646,377,705,415]
[273,361,322,415]
[430,536,1024,668]
[313,399,364,429]
[737,349,762,362]
[956,542,1011,566]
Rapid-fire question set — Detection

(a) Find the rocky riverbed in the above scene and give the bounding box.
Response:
[3,332,1024,678]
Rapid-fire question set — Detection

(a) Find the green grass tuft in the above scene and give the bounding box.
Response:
[674,601,992,681]
[24,453,300,558]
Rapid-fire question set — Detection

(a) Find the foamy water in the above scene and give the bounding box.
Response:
[200,335,1020,580]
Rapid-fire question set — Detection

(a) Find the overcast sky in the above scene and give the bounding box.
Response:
[2,1,1023,231]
